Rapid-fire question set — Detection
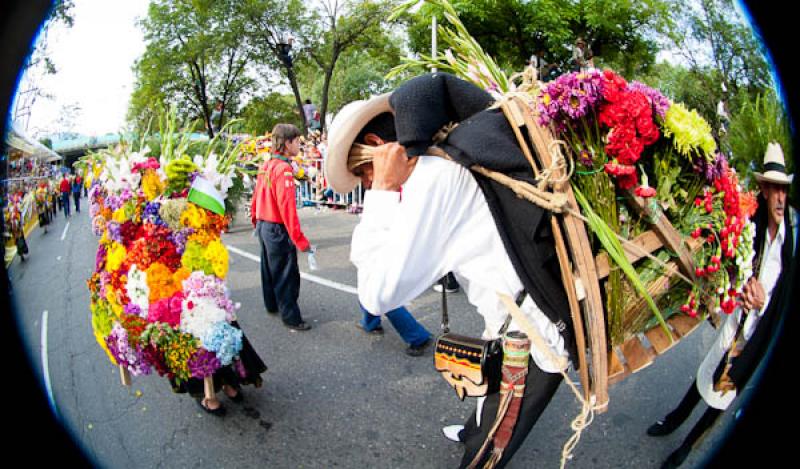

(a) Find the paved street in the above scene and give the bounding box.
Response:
[6,199,730,468]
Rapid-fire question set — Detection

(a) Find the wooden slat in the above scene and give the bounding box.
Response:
[668,314,702,338]
[608,348,625,379]
[620,336,656,373]
[625,190,697,282]
[645,324,677,355]
[595,230,664,279]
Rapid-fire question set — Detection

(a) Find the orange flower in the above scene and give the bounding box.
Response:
[739,191,758,220]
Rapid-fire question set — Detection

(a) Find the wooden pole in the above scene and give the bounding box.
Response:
[119,365,131,387]
[203,376,215,401]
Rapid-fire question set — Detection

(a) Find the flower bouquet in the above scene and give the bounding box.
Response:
[85,110,266,397]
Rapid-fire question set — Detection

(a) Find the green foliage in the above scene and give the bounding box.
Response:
[402,0,670,78]
[128,0,254,137]
[667,0,772,97]
[240,93,303,135]
[728,90,793,190]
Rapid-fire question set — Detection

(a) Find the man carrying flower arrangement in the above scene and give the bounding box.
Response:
[251,123,314,331]
[647,143,797,468]
[327,73,576,469]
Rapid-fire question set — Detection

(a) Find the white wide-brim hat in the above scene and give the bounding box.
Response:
[324,93,392,194]
[754,142,793,185]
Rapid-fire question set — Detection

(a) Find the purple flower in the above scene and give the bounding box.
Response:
[537,70,604,131]
[143,201,164,225]
[105,194,123,211]
[95,244,107,272]
[188,349,222,378]
[124,303,142,317]
[169,227,194,254]
[106,221,122,243]
[627,81,671,119]
[106,323,152,376]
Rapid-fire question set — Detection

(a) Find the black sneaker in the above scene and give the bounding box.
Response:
[432,273,460,293]
[406,338,431,357]
[285,321,312,332]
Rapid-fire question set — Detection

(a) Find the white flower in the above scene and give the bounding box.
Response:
[126,265,150,318]
[180,295,226,340]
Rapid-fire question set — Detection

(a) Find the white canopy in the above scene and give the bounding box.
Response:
[4,124,62,162]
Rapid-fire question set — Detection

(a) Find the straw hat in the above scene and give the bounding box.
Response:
[754,142,793,185]
[325,93,392,193]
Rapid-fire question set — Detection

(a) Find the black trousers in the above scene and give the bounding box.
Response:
[460,361,563,468]
[661,380,723,452]
[257,221,304,326]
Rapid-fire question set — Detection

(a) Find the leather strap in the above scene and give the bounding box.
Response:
[440,278,524,336]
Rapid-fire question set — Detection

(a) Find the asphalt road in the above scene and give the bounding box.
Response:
[7,199,733,468]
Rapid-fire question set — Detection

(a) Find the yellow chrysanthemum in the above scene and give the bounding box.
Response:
[205,239,229,279]
[663,102,717,161]
[105,242,127,272]
[142,169,166,201]
[180,202,208,230]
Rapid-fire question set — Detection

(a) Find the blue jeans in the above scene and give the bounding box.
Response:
[359,303,431,347]
[61,193,70,217]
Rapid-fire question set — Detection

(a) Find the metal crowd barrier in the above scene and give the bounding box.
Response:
[296,158,364,210]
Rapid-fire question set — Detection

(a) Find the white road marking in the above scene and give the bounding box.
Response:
[60,221,70,241]
[41,310,59,417]
[226,245,358,295]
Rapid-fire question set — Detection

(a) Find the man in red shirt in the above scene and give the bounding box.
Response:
[251,123,313,331]
[59,173,71,218]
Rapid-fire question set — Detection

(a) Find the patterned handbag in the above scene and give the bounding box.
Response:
[433,276,517,400]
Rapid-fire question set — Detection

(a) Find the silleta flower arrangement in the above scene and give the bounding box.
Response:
[85,111,262,388]
[536,69,757,343]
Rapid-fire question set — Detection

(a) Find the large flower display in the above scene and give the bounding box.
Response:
[85,120,266,390]
[536,69,757,343]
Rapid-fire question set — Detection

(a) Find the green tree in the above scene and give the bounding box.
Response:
[302,0,399,131]
[728,90,793,190]
[403,0,671,78]
[298,25,403,115]
[666,0,772,100]
[238,0,312,129]
[239,92,303,135]
[128,0,254,137]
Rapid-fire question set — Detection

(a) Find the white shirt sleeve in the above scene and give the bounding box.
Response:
[350,158,462,315]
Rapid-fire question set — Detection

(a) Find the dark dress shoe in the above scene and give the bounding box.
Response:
[197,399,226,417]
[406,338,431,357]
[285,321,312,331]
[647,419,679,437]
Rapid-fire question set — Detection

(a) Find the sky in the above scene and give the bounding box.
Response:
[12,0,150,138]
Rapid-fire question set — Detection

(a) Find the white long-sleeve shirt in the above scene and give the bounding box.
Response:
[350,155,568,373]
[743,219,786,340]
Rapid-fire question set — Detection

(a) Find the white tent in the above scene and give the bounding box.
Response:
[4,124,62,162]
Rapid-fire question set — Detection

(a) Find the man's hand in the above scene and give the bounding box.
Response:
[371,142,418,192]
[742,277,765,311]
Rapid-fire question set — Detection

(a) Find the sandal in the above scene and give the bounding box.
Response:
[197,398,226,417]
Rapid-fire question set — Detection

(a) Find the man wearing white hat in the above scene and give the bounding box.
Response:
[648,142,797,468]
[327,73,575,469]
